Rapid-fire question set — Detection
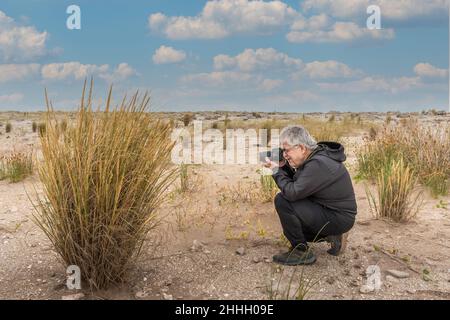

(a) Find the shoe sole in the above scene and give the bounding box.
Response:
[273,255,317,266]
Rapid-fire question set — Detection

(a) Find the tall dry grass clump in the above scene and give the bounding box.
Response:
[367,158,422,222]
[357,119,450,197]
[33,82,177,289]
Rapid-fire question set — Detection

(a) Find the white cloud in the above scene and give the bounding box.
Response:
[152,46,187,64]
[317,76,422,94]
[100,63,138,82]
[214,48,360,80]
[214,48,303,72]
[41,62,136,82]
[260,78,283,91]
[148,0,298,39]
[301,0,448,22]
[414,63,448,78]
[0,93,24,104]
[41,62,109,80]
[0,63,40,82]
[302,60,363,79]
[0,10,49,62]
[287,20,395,43]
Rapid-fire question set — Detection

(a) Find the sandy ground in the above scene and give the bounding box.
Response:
[0,112,449,300]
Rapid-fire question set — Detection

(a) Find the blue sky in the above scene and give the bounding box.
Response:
[0,0,448,112]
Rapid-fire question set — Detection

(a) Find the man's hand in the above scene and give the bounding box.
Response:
[264,157,286,171]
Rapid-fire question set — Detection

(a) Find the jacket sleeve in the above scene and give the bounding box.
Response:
[272,158,336,202]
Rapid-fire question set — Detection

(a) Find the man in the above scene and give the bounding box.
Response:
[265,125,357,266]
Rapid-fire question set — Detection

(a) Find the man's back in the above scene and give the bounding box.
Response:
[273,142,357,215]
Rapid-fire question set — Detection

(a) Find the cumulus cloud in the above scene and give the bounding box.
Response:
[41,62,137,82]
[301,60,363,79]
[301,0,448,23]
[414,62,448,78]
[214,48,360,80]
[287,18,395,43]
[0,63,40,82]
[0,10,49,62]
[148,0,298,39]
[152,46,187,64]
[214,48,303,72]
[99,63,138,82]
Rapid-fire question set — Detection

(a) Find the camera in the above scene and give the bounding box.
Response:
[259,148,285,163]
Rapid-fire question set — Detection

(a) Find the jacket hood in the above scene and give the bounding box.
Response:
[314,141,346,162]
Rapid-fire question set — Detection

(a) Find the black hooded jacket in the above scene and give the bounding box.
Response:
[272,142,357,215]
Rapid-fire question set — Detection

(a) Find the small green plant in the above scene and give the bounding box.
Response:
[178,163,200,193]
[422,268,432,281]
[257,169,279,202]
[436,200,448,209]
[5,122,12,133]
[183,113,193,127]
[385,115,392,124]
[328,114,335,122]
[0,151,33,183]
[32,121,37,133]
[266,248,321,300]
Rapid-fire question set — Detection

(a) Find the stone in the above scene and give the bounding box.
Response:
[190,240,204,251]
[386,269,410,279]
[359,285,374,294]
[235,247,246,255]
[252,257,261,264]
[163,293,173,300]
[61,293,85,300]
[135,291,148,299]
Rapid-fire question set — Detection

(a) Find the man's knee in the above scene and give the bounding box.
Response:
[274,193,290,212]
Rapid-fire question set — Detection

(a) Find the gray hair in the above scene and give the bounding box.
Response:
[280,125,318,150]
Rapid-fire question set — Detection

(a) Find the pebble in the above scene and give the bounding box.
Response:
[386,269,410,279]
[61,293,85,300]
[235,247,246,256]
[359,285,374,294]
[252,257,261,264]
[163,293,173,300]
[135,291,148,299]
[190,240,204,252]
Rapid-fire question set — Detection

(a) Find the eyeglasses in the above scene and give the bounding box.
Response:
[281,145,299,154]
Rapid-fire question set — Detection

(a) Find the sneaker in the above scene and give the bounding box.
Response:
[273,248,316,266]
[326,232,348,256]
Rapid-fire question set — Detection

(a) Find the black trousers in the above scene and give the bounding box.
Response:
[274,193,355,248]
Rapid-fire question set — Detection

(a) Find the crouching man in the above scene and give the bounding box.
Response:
[265,125,357,266]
